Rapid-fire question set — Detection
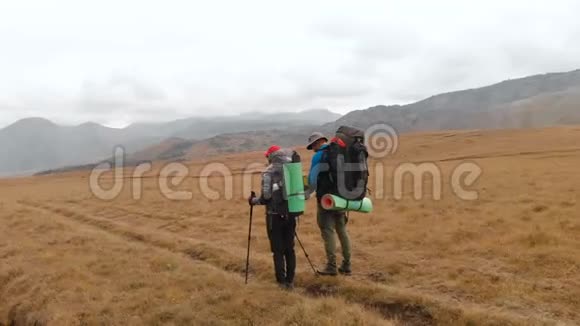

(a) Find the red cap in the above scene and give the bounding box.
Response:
[264,145,281,157]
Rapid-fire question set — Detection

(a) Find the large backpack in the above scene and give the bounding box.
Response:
[266,149,303,217]
[325,126,369,200]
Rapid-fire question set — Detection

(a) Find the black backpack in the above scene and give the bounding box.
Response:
[325,126,369,200]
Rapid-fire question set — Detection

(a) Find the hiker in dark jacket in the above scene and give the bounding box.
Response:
[249,145,297,289]
[305,132,352,276]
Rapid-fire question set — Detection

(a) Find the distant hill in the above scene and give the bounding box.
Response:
[324,69,580,132]
[0,118,155,175]
[120,129,311,164]
[0,109,340,175]
[122,109,341,140]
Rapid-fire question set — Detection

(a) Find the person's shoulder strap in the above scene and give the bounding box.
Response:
[320,146,330,163]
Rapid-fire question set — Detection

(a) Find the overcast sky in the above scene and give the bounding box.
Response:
[1,0,579,128]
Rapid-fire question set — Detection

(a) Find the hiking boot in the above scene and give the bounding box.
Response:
[317,264,338,276]
[338,262,352,276]
[277,282,294,291]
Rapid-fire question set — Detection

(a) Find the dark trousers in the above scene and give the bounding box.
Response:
[266,214,296,284]
[317,204,351,268]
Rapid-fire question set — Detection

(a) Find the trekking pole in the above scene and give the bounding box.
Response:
[295,231,318,276]
[245,191,256,285]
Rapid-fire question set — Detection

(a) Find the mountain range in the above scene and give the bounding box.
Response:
[0,109,340,175]
[2,69,580,176]
[129,69,580,166]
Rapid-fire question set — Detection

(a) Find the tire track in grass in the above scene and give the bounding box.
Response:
[18,200,256,275]
[54,199,242,244]
[54,199,212,233]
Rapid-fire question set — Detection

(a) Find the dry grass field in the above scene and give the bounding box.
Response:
[1,126,579,325]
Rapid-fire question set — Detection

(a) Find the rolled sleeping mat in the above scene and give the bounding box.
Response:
[321,194,373,213]
[283,162,305,214]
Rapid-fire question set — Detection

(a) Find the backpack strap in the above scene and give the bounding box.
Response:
[320,145,334,184]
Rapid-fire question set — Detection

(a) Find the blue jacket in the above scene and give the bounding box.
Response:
[308,144,329,191]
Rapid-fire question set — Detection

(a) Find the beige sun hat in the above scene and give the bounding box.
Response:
[306,132,328,150]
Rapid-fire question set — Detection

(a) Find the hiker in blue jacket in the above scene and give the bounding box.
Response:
[307,132,329,193]
[305,132,352,276]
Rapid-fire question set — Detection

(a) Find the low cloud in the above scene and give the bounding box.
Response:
[1,0,579,127]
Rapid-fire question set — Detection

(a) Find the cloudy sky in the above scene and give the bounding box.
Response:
[1,0,579,128]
